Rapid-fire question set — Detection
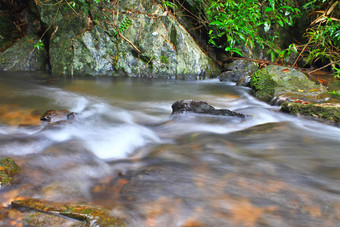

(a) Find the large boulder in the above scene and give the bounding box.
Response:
[0,35,47,71]
[250,65,325,104]
[33,0,219,78]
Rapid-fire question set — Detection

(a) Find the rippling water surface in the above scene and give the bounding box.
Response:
[0,72,340,226]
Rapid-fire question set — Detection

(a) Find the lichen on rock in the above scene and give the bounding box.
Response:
[0,157,20,187]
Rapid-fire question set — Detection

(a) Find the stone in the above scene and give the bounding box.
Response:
[250,65,325,103]
[219,59,258,86]
[40,110,76,123]
[171,100,246,118]
[0,157,20,187]
[280,102,340,126]
[0,35,47,71]
[11,198,126,227]
[33,0,219,78]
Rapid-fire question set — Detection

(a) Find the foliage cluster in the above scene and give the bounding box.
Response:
[301,0,339,77]
[206,0,300,60]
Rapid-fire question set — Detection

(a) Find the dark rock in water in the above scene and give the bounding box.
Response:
[0,157,20,187]
[11,198,126,227]
[40,110,77,123]
[171,100,246,118]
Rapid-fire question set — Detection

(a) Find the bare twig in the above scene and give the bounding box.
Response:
[293,36,312,67]
[307,60,340,74]
[119,33,140,52]
[64,0,79,15]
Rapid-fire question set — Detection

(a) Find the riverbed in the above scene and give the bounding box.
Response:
[1,72,340,226]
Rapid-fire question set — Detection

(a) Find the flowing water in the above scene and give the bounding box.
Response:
[0,72,340,226]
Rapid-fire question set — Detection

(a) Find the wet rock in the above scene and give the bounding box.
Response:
[0,157,20,187]
[11,198,126,226]
[248,65,340,126]
[40,110,77,123]
[171,100,246,118]
[219,60,258,86]
[281,102,340,126]
[0,207,82,227]
[250,65,325,104]
[0,35,47,71]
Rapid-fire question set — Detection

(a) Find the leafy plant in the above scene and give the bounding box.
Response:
[299,0,340,78]
[329,90,340,96]
[206,0,300,59]
[114,17,132,36]
[34,40,44,50]
[161,1,178,11]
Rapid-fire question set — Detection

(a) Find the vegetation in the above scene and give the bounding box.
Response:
[298,0,340,78]
[166,0,339,77]
[206,0,300,59]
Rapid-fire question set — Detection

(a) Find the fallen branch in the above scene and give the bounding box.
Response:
[307,60,340,74]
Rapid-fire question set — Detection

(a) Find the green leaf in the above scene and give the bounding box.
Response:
[265,7,274,12]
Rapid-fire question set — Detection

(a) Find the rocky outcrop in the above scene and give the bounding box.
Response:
[12,0,219,78]
[250,65,325,104]
[0,157,20,187]
[0,35,47,71]
[171,100,246,118]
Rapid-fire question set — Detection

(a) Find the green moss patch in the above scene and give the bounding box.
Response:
[250,71,278,102]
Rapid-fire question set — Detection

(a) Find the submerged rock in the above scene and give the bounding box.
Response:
[0,157,20,187]
[171,100,246,118]
[11,198,126,226]
[281,102,340,126]
[250,65,325,104]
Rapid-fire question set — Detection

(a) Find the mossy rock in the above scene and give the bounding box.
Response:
[11,198,126,227]
[0,35,47,71]
[250,65,323,103]
[250,70,278,103]
[281,102,340,126]
[0,157,20,186]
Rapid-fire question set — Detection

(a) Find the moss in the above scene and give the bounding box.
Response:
[11,198,126,227]
[250,72,278,102]
[281,102,340,126]
[160,55,169,64]
[0,157,20,186]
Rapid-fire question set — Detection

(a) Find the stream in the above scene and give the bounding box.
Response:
[1,71,340,226]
